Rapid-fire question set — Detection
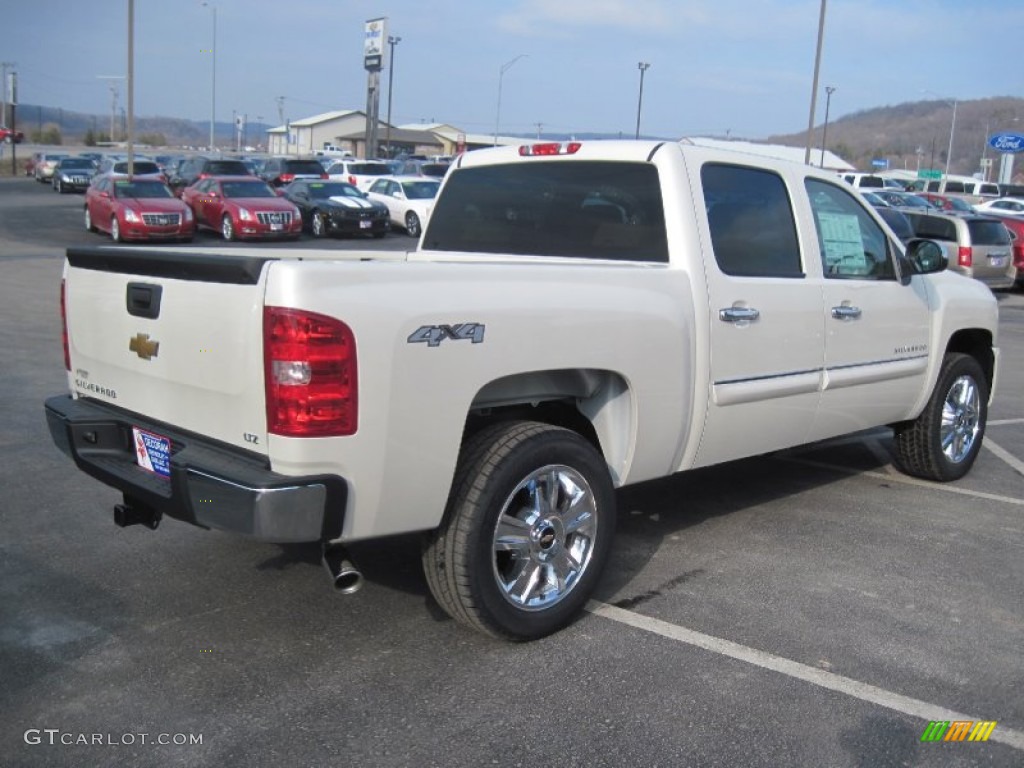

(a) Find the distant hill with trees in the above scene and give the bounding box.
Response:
[6,103,268,149]
[767,96,1024,179]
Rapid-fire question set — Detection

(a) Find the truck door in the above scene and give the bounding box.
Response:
[800,178,932,440]
[693,162,825,468]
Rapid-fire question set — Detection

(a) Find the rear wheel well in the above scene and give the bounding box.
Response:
[460,369,633,483]
[464,399,601,453]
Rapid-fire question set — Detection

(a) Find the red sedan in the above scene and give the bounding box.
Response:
[181,176,302,241]
[989,214,1024,289]
[84,176,195,243]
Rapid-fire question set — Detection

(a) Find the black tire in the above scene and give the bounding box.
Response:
[892,353,988,481]
[221,214,235,241]
[54,178,61,193]
[405,211,421,237]
[423,421,615,640]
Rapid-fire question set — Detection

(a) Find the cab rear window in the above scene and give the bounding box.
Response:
[206,161,249,175]
[423,161,667,262]
[284,161,326,174]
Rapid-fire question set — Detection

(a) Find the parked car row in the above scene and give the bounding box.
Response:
[861,184,1023,291]
[78,168,443,244]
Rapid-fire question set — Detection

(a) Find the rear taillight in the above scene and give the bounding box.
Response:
[263,307,358,437]
[1014,244,1024,268]
[348,175,357,186]
[280,173,295,183]
[60,279,70,371]
[320,172,328,179]
[958,246,972,268]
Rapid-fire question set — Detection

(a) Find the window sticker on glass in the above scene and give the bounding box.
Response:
[817,211,866,274]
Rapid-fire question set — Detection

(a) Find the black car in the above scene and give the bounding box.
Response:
[284,180,389,238]
[51,157,98,193]
[872,204,914,244]
[169,157,251,195]
[260,158,328,187]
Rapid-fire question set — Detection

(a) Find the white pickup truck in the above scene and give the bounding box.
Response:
[45,140,999,640]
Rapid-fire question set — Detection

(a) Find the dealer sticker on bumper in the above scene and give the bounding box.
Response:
[133,427,171,478]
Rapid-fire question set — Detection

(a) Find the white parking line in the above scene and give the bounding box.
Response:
[983,437,1024,476]
[989,419,1024,427]
[777,456,1024,507]
[586,600,1024,751]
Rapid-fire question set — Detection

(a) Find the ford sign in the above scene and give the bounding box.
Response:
[988,132,1024,153]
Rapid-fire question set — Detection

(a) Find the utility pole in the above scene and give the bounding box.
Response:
[1,61,15,128]
[7,70,17,174]
[819,85,835,168]
[635,62,650,139]
[803,0,828,164]
[534,122,543,139]
[385,35,401,158]
[127,0,134,174]
[97,76,124,142]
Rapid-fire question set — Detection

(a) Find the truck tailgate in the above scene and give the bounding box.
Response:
[63,247,272,454]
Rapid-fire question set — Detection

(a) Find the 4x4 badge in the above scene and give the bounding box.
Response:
[407,323,485,348]
[129,333,160,360]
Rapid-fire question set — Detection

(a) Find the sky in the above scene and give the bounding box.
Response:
[3,0,1023,140]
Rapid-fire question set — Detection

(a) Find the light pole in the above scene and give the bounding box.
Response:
[923,91,957,180]
[803,0,828,164]
[385,35,401,158]
[635,62,651,139]
[494,54,526,146]
[202,1,216,152]
[819,85,835,167]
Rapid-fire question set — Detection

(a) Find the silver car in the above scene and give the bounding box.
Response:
[906,212,1015,290]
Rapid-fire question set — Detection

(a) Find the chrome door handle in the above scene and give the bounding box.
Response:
[719,307,760,323]
[831,305,862,320]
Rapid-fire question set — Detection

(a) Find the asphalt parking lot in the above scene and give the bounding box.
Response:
[1,176,1022,768]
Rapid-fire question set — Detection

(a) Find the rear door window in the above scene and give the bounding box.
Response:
[702,164,803,277]
[909,215,957,241]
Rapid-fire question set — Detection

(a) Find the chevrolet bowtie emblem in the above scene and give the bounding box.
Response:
[129,333,160,360]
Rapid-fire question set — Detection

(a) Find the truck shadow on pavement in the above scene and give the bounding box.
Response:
[253,431,897,629]
[592,432,896,610]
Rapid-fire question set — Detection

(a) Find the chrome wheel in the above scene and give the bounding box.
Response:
[110,216,121,242]
[940,374,981,464]
[221,215,234,241]
[312,211,325,237]
[84,207,94,232]
[491,464,598,611]
[405,211,421,237]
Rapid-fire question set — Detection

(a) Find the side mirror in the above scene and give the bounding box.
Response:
[904,238,948,277]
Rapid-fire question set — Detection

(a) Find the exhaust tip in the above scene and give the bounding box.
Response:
[322,546,363,594]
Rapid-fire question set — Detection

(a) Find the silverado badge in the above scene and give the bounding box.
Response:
[129,333,160,360]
